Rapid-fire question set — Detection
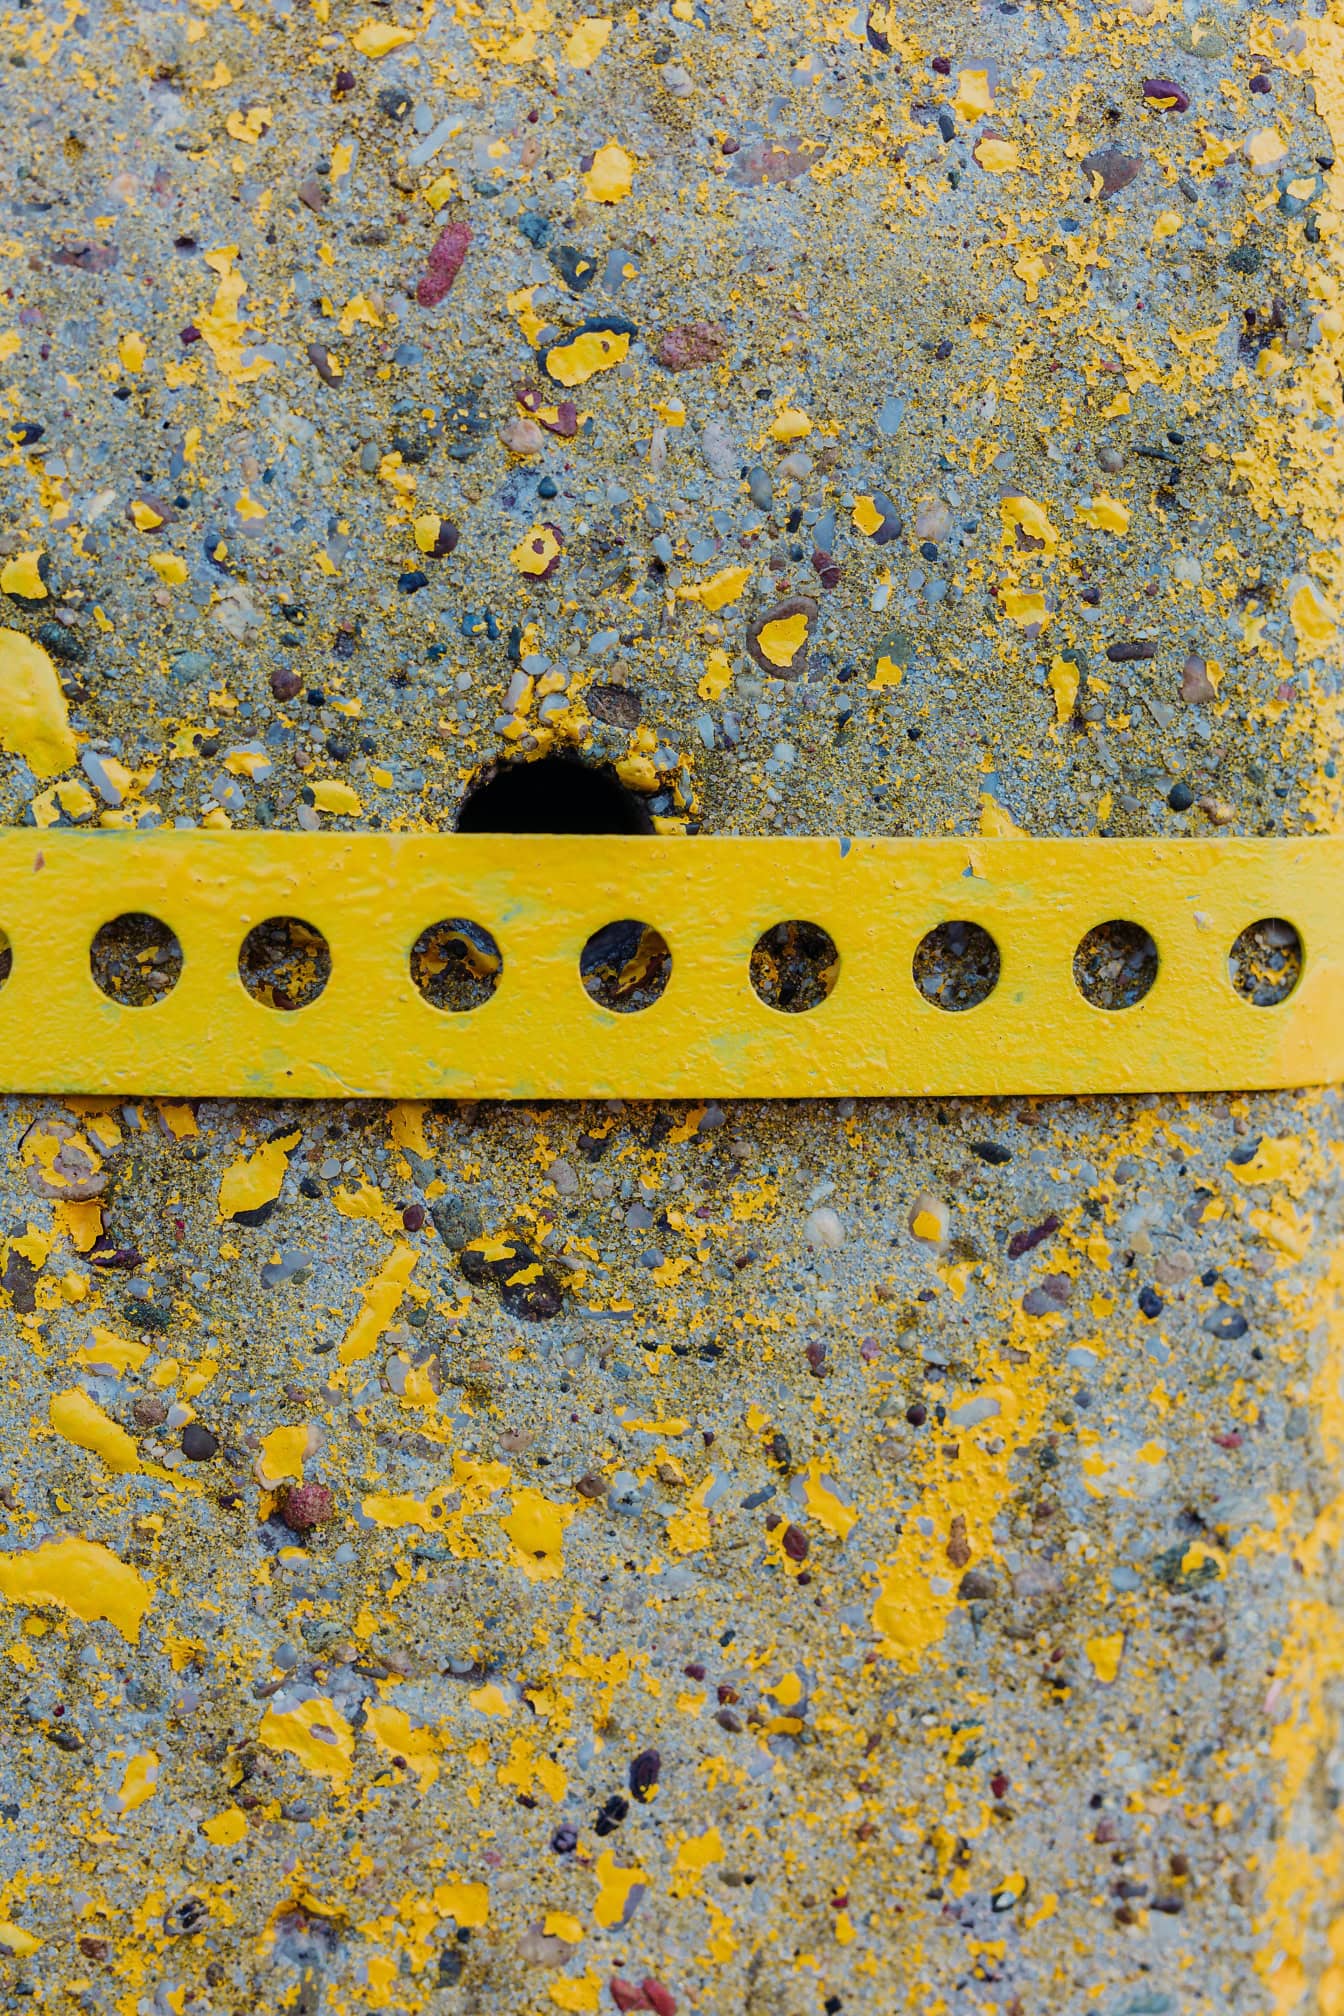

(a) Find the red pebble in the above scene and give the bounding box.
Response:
[640,1983,676,2016]
[281,1482,334,1532]
[609,1981,649,2013]
[417,220,472,307]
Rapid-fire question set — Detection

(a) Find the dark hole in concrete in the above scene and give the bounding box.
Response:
[456,755,652,835]
[91,912,183,1007]
[913,921,1000,1011]
[580,920,671,1013]
[1073,920,1158,1011]
[239,917,331,1010]
[1229,917,1301,1006]
[411,919,502,1012]
[750,921,839,1013]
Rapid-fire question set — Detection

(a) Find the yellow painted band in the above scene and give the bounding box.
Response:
[5,832,1340,1097]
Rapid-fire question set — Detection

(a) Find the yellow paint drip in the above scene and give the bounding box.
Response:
[872,1327,1052,1666]
[48,1387,140,1473]
[339,1242,418,1363]
[1048,654,1080,722]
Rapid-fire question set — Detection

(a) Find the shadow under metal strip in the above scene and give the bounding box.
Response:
[3,831,1340,1098]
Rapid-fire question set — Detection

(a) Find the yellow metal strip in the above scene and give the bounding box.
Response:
[4,831,1340,1097]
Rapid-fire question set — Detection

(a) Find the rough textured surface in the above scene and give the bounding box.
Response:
[1,0,1343,2012]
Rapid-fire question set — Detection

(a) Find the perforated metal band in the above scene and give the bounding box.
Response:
[5,832,1340,1098]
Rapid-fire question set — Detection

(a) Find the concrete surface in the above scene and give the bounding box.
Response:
[0,0,1342,2010]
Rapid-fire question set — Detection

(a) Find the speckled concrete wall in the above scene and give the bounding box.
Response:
[1,0,1342,2011]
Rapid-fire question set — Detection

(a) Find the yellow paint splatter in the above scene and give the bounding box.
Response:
[0,1537,152,1643]
[309,778,363,815]
[217,1129,301,1219]
[544,328,629,385]
[1084,1631,1125,1683]
[201,1807,248,1845]
[0,629,75,777]
[48,1388,140,1474]
[975,135,1020,174]
[351,18,416,56]
[512,524,563,576]
[1048,654,1080,722]
[678,565,751,612]
[756,611,808,667]
[583,142,635,203]
[117,1751,159,1813]
[502,1488,573,1581]
[256,1423,308,1487]
[257,1696,354,1782]
[1291,579,1336,659]
[562,16,611,66]
[339,1243,419,1363]
[1076,495,1131,534]
[0,553,47,601]
[767,407,811,442]
[953,67,993,118]
[366,1699,441,1786]
[999,494,1059,556]
[434,1880,489,1927]
[592,1848,648,1928]
[1001,587,1051,631]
